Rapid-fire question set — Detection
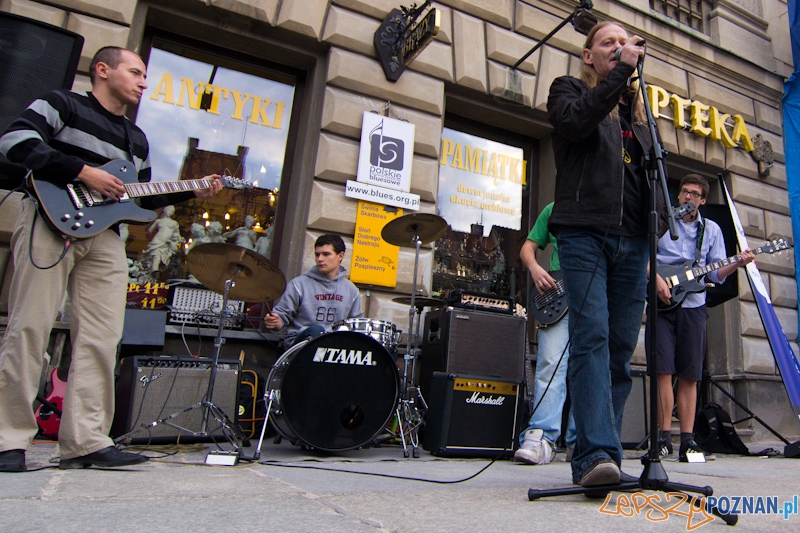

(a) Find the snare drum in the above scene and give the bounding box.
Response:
[333,318,399,351]
[267,331,400,451]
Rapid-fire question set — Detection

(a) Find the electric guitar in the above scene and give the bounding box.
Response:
[529,270,568,327]
[35,368,66,439]
[27,159,252,239]
[656,238,790,311]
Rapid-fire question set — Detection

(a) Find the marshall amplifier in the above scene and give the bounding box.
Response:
[419,307,526,401]
[423,372,524,458]
[113,356,240,444]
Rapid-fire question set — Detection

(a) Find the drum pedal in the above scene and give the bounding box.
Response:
[205,450,239,466]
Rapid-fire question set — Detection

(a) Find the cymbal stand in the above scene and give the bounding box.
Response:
[114,274,248,460]
[396,235,427,458]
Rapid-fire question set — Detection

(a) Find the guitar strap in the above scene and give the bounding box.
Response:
[694,217,705,263]
[121,118,138,173]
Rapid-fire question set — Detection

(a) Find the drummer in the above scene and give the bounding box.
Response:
[264,234,363,346]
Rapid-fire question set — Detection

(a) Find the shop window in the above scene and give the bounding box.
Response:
[126,38,296,283]
[433,124,534,308]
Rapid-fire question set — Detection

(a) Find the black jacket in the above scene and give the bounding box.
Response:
[547,63,668,236]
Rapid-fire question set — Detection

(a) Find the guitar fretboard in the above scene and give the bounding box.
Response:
[124,179,214,198]
[690,243,776,278]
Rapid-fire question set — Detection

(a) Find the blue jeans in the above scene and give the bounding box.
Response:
[521,315,576,447]
[555,228,648,483]
[289,325,327,347]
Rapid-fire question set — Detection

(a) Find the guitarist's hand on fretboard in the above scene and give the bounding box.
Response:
[194,174,223,199]
[77,164,125,201]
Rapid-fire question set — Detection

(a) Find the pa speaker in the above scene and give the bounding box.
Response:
[112,356,240,444]
[423,372,524,458]
[419,307,526,400]
[0,12,83,133]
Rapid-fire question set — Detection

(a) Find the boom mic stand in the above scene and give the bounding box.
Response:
[526,42,737,527]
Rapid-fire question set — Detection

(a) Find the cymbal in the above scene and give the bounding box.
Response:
[392,296,446,308]
[381,213,448,246]
[186,243,286,302]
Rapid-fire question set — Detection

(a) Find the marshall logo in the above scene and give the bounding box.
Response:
[312,347,377,366]
[465,391,505,406]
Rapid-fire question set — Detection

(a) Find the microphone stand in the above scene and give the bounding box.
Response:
[526,47,738,527]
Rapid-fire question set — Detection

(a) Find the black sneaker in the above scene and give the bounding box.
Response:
[59,446,149,469]
[679,439,705,462]
[657,438,673,457]
[0,449,26,472]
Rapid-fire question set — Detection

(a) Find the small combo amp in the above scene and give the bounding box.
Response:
[112,356,240,444]
[168,286,245,329]
[419,307,526,400]
[423,372,524,458]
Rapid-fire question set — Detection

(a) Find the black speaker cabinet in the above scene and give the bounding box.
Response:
[0,12,83,133]
[621,368,648,449]
[113,356,240,443]
[419,307,526,401]
[423,372,524,458]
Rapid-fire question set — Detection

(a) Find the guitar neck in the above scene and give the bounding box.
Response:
[123,179,213,198]
[691,246,767,277]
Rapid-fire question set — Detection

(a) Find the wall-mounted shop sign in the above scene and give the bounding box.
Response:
[438,128,524,237]
[646,85,754,152]
[374,4,440,82]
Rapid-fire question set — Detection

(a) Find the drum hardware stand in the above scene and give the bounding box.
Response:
[243,388,279,462]
[114,276,249,464]
[381,213,447,458]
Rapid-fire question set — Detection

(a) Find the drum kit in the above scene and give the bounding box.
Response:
[117,213,449,462]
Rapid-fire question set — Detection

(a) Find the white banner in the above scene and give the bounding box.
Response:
[356,112,415,192]
[345,180,420,211]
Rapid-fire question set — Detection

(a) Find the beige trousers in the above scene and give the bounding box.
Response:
[0,198,127,459]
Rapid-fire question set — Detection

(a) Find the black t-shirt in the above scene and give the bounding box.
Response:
[614,101,648,236]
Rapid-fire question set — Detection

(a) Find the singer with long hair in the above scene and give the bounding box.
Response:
[546,21,668,489]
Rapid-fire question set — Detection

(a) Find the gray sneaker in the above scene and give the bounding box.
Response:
[514,429,555,465]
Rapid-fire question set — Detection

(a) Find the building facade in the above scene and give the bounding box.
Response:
[0,0,797,443]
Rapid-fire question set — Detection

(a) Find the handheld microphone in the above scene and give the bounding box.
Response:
[614,40,646,61]
[673,202,696,219]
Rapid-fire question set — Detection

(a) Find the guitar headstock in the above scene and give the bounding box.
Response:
[763,237,791,254]
[220,175,254,190]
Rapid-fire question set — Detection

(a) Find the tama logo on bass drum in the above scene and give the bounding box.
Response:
[312,347,377,366]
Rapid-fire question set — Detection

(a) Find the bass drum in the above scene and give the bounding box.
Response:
[267,331,400,452]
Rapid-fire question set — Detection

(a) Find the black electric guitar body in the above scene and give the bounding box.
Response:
[529,270,568,327]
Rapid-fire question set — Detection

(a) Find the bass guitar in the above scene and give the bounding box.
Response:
[27,159,252,239]
[529,270,568,327]
[657,238,790,311]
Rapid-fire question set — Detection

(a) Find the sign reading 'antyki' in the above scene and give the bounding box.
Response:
[374,4,440,82]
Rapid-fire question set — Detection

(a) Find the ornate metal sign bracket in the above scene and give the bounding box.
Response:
[374,2,440,82]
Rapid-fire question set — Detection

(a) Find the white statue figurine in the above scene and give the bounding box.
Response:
[206,221,226,243]
[186,222,210,253]
[222,215,257,250]
[143,205,181,273]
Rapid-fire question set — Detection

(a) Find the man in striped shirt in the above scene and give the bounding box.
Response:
[0,47,222,472]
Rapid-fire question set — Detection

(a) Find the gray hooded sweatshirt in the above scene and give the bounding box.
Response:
[271,266,363,338]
